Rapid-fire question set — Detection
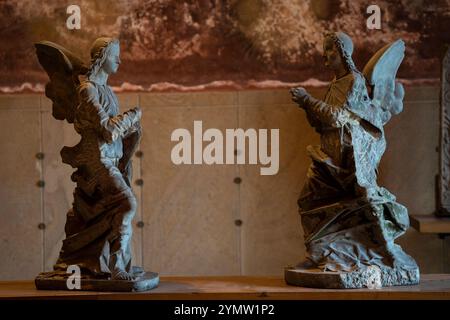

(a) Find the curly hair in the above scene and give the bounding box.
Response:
[86,37,120,81]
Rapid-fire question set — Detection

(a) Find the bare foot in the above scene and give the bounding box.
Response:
[295,259,316,270]
[111,269,135,281]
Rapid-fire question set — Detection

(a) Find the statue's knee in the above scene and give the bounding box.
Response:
[121,194,137,224]
[125,194,137,212]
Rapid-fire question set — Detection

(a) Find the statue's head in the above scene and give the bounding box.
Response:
[87,37,120,80]
[323,32,356,74]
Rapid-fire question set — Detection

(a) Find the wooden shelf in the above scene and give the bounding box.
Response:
[1,275,450,300]
[410,215,450,234]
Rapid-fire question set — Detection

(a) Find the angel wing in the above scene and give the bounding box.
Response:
[363,39,405,125]
[35,41,88,123]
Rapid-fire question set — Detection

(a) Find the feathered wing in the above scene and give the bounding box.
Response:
[363,39,405,125]
[35,41,88,123]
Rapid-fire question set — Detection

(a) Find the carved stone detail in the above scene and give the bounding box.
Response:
[438,46,450,216]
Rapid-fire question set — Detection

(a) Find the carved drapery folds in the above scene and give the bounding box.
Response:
[438,46,450,217]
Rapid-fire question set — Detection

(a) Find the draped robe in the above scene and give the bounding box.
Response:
[298,71,417,272]
[54,80,140,276]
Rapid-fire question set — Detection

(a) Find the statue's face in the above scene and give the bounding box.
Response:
[103,43,121,74]
[322,37,343,72]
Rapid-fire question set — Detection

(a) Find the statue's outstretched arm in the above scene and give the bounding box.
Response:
[304,96,354,128]
[291,87,356,129]
[79,83,141,143]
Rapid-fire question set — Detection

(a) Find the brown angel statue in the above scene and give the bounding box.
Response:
[34,38,158,291]
[286,32,420,288]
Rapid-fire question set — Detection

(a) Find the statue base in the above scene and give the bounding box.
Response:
[35,266,159,292]
[284,265,420,289]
